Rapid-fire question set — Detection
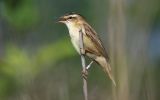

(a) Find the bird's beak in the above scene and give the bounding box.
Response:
[57,16,66,23]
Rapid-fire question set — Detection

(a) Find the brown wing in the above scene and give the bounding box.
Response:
[83,23,110,61]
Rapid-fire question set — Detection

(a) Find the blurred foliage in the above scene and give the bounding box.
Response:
[0,38,76,99]
[2,0,39,30]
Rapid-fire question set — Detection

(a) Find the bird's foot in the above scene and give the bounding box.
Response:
[82,69,88,80]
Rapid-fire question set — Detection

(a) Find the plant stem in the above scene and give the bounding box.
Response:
[79,30,88,100]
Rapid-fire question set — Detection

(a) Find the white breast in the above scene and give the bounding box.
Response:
[65,22,81,54]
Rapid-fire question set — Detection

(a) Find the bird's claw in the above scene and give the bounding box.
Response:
[82,69,88,80]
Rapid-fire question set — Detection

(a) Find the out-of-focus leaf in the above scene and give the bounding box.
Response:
[3,45,35,78]
[3,0,39,30]
[3,38,76,80]
[35,38,76,66]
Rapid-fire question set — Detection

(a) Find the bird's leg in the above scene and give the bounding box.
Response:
[82,61,94,80]
[86,61,94,69]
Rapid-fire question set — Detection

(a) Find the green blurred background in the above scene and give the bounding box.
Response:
[0,0,160,100]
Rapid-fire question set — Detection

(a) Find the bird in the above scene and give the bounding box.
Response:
[58,12,116,86]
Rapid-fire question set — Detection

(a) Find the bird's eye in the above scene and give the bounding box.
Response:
[68,17,72,19]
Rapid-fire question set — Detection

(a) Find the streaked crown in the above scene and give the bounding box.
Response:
[58,12,84,23]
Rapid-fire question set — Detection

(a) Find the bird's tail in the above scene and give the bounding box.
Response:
[95,57,116,86]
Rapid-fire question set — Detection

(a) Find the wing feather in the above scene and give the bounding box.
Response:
[83,23,110,61]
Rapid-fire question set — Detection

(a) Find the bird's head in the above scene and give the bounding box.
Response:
[57,12,85,25]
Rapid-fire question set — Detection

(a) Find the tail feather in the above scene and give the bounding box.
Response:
[105,63,116,86]
[95,56,116,86]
